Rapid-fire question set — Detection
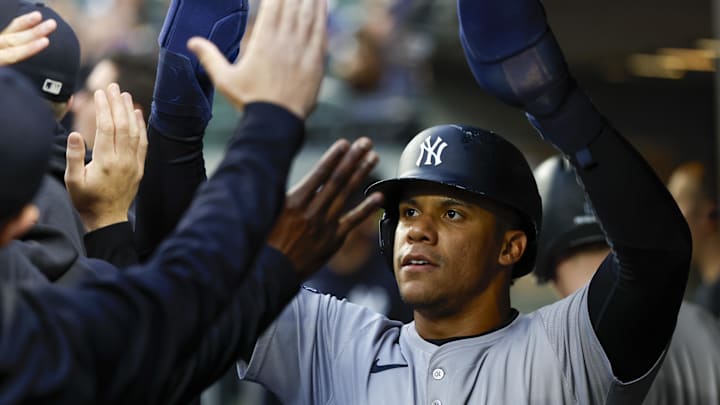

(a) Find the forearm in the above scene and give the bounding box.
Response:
[159,246,301,405]
[134,123,207,261]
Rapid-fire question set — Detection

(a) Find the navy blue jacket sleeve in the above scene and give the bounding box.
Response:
[158,246,302,405]
[0,103,303,404]
[83,221,139,268]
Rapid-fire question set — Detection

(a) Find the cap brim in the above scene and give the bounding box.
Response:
[366,177,479,209]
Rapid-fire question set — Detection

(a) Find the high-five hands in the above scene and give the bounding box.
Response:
[268,138,383,279]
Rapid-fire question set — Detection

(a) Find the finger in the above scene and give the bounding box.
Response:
[92,88,114,158]
[298,0,315,40]
[279,0,301,35]
[337,192,384,237]
[253,0,282,34]
[64,132,86,190]
[107,83,129,154]
[0,18,55,48]
[188,37,231,87]
[0,37,49,65]
[287,139,351,206]
[325,149,379,220]
[122,92,139,153]
[306,137,373,216]
[0,11,42,35]
[306,0,328,57]
[134,109,148,176]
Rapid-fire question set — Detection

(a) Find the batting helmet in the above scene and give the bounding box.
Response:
[366,124,542,278]
[533,155,605,283]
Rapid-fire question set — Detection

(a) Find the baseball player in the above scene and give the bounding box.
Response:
[236,0,692,403]
[535,155,720,405]
[667,161,720,317]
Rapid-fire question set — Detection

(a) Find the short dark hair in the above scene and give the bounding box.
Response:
[104,51,158,122]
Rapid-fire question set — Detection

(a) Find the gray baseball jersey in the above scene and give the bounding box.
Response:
[642,302,720,405]
[238,285,661,404]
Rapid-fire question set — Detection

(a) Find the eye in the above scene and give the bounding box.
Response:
[445,209,462,220]
[402,207,418,217]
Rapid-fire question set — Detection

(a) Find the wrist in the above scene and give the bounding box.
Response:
[79,210,129,232]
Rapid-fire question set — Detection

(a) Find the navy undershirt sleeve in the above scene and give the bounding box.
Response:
[566,127,691,382]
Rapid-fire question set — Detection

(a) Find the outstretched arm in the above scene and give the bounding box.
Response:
[134,0,249,260]
[457,0,691,381]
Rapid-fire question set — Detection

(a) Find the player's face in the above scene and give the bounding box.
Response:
[393,184,505,314]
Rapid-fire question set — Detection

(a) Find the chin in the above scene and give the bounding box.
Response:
[399,283,442,310]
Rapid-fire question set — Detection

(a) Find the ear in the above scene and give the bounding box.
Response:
[497,230,527,267]
[64,95,75,117]
[0,205,39,247]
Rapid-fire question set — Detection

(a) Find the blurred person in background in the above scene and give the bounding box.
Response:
[308,0,437,140]
[534,155,720,405]
[72,50,157,149]
[45,0,154,60]
[668,161,720,318]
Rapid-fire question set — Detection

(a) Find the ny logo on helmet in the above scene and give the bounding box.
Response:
[416,136,448,167]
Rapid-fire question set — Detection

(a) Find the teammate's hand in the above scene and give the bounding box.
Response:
[0,11,56,66]
[187,0,327,119]
[65,83,148,231]
[268,138,383,279]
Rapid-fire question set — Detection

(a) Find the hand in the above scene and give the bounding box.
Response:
[268,138,384,279]
[65,83,148,231]
[0,11,56,66]
[187,0,327,119]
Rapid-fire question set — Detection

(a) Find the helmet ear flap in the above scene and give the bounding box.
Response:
[379,210,398,272]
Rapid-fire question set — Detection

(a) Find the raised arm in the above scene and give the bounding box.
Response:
[134,0,248,260]
[457,0,691,381]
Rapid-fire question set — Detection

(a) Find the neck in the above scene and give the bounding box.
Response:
[698,232,720,284]
[413,272,511,340]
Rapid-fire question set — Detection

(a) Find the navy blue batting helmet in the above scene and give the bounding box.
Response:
[533,155,605,283]
[366,124,542,278]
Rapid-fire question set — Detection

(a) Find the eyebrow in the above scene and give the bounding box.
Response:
[440,198,472,209]
[398,197,472,208]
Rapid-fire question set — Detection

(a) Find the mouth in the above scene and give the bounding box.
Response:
[399,254,437,273]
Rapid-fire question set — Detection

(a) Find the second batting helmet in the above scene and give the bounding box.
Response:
[533,155,605,283]
[366,124,542,278]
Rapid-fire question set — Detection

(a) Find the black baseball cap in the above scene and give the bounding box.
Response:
[0,67,55,220]
[0,1,19,29]
[10,1,80,103]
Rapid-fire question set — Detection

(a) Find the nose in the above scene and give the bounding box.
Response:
[404,215,437,245]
